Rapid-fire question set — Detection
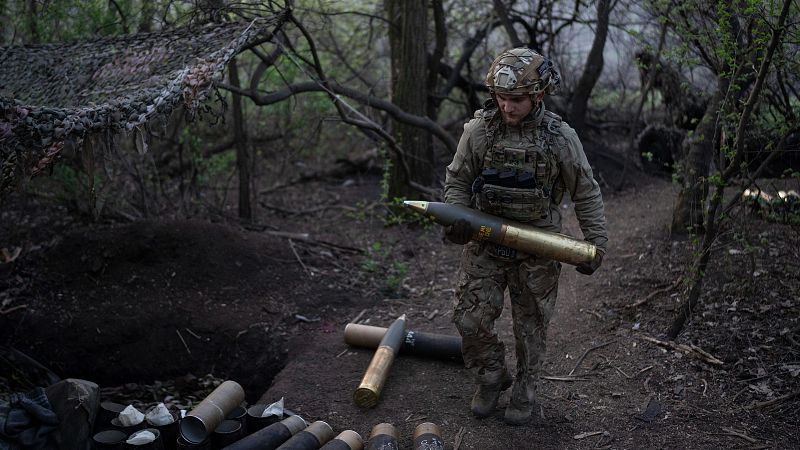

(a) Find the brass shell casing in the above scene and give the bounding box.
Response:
[499,223,596,265]
[353,346,395,408]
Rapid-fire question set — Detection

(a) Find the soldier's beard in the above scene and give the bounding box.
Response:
[502,111,524,126]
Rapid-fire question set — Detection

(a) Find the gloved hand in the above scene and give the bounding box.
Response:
[576,250,603,275]
[444,219,473,245]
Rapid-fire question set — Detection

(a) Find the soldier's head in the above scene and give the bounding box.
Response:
[485,47,560,126]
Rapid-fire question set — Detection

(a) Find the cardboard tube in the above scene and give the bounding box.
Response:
[180,380,245,444]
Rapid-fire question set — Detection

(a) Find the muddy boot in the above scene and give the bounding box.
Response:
[470,371,512,418]
[504,382,534,426]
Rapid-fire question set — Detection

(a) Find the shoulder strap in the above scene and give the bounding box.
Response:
[540,110,563,135]
[479,99,501,165]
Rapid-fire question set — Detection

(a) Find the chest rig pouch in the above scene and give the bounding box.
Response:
[473,107,564,225]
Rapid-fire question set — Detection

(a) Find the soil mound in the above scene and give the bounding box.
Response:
[2,219,324,400]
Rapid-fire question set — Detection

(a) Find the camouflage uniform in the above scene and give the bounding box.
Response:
[444,99,608,415]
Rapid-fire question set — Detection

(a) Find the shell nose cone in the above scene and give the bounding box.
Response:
[403,200,428,214]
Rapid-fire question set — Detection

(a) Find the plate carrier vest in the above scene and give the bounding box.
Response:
[474,101,568,223]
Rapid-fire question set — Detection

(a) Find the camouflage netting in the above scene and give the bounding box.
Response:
[0,13,287,194]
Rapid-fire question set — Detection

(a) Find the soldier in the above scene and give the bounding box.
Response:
[444,48,608,425]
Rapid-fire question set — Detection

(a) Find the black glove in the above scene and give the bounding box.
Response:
[576,250,603,276]
[444,219,472,245]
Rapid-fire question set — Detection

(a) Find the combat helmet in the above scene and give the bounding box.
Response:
[485,47,561,97]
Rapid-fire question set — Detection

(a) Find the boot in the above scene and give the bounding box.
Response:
[470,372,512,418]
[504,382,534,425]
[504,399,533,425]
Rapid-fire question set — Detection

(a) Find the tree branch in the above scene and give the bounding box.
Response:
[218,80,457,153]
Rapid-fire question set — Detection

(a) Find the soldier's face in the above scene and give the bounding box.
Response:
[496,93,535,126]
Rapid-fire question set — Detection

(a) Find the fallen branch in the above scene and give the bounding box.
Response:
[720,427,757,443]
[288,238,312,278]
[626,277,682,308]
[184,328,202,340]
[749,390,800,410]
[542,376,591,382]
[453,426,466,450]
[176,329,191,355]
[263,231,362,255]
[261,202,358,216]
[640,335,724,366]
[569,341,613,376]
[351,309,367,324]
[574,431,604,440]
[0,304,28,315]
[404,414,427,422]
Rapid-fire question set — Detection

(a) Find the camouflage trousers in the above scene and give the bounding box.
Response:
[452,241,561,404]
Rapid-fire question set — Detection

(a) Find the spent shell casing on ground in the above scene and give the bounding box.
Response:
[221,415,307,450]
[413,423,444,450]
[319,430,364,450]
[180,380,245,444]
[365,423,399,450]
[403,201,596,266]
[275,421,335,450]
[353,314,407,408]
[344,323,462,361]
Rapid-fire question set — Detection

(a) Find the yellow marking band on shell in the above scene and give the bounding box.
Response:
[478,225,492,239]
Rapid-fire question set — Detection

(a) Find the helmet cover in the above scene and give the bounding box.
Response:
[485,47,560,96]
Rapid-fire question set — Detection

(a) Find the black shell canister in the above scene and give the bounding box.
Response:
[413,423,444,450]
[365,423,399,450]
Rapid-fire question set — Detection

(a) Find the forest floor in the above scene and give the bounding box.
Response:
[1,167,799,449]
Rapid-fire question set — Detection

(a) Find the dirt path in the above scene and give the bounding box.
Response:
[259,179,705,449]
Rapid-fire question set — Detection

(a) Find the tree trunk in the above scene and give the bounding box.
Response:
[228,58,252,220]
[26,0,39,43]
[568,0,610,137]
[138,0,156,33]
[669,91,722,237]
[386,0,434,200]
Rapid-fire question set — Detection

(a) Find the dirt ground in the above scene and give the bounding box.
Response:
[1,167,798,449]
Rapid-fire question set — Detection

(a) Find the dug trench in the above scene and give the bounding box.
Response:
[0,216,374,403]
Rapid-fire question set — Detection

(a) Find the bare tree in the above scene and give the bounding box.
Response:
[665,0,795,338]
[568,0,612,137]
